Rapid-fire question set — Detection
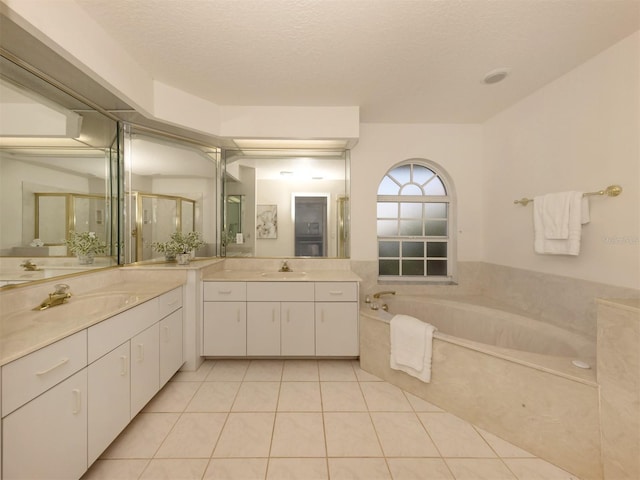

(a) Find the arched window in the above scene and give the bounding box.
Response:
[377,160,456,281]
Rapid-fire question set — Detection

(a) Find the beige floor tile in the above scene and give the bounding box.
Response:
[371,412,440,457]
[352,360,384,381]
[360,381,413,411]
[282,359,319,381]
[445,459,516,480]
[139,458,208,480]
[270,412,326,457]
[324,412,383,457]
[475,427,536,458]
[321,381,367,411]
[171,360,215,382]
[101,413,180,459]
[232,381,280,411]
[386,458,454,480]
[186,382,241,412]
[213,412,275,458]
[81,459,149,479]
[267,458,329,479]
[155,413,226,458]
[244,359,284,381]
[405,391,445,412]
[278,381,322,411]
[206,359,250,381]
[318,359,357,381]
[142,381,201,412]
[203,458,268,480]
[418,413,495,458]
[502,458,580,479]
[328,458,391,480]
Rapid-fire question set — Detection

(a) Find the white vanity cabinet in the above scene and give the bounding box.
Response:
[246,282,315,356]
[203,282,247,356]
[131,323,160,417]
[203,280,358,358]
[88,341,131,465]
[315,282,359,356]
[160,308,183,386]
[2,332,88,480]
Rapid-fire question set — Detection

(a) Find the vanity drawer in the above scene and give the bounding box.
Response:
[247,282,314,302]
[2,330,87,417]
[158,286,183,318]
[203,282,247,301]
[315,282,358,302]
[88,298,158,363]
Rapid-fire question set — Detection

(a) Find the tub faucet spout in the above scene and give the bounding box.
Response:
[372,290,396,299]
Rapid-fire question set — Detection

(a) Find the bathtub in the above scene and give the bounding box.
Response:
[359,295,602,480]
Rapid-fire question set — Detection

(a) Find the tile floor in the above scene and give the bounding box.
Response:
[82,359,579,480]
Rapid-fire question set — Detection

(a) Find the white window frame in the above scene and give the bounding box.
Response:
[376,159,457,284]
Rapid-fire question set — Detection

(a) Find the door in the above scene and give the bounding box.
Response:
[294,196,327,256]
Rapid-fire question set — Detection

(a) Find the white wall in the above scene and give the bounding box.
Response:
[349,123,485,263]
[483,32,639,289]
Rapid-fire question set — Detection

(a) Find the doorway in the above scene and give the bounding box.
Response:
[294,195,327,257]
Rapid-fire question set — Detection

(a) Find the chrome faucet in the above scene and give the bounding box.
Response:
[20,259,39,271]
[34,284,72,311]
[372,290,396,299]
[279,261,292,272]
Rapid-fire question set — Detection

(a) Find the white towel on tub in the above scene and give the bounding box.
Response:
[390,314,436,383]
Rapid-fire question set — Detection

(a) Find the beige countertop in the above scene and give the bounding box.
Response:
[0,279,185,366]
[203,269,362,282]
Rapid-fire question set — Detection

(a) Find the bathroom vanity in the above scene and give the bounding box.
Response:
[203,270,360,358]
[0,276,185,480]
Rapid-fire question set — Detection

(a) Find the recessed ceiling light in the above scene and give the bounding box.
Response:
[483,68,510,85]
[280,171,293,176]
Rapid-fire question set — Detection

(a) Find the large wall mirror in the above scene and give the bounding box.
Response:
[0,55,120,287]
[123,128,219,263]
[223,148,350,258]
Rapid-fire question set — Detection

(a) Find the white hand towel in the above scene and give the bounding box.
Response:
[542,192,573,239]
[390,314,436,383]
[534,191,586,255]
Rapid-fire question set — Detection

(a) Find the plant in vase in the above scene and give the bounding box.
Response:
[152,231,204,264]
[66,231,107,264]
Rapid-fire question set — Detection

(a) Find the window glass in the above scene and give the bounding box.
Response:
[377,176,400,195]
[413,165,436,186]
[425,203,447,218]
[377,219,398,236]
[427,242,447,257]
[402,242,424,257]
[379,241,399,257]
[399,220,422,236]
[388,164,411,184]
[402,260,424,275]
[400,203,422,218]
[400,184,422,196]
[379,259,400,276]
[427,260,447,276]
[425,219,447,236]
[377,202,398,217]
[423,177,446,195]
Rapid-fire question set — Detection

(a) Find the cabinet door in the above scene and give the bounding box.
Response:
[315,302,359,356]
[88,342,131,465]
[203,302,246,356]
[160,309,184,385]
[3,369,88,480]
[281,302,315,356]
[131,323,160,417]
[247,302,280,356]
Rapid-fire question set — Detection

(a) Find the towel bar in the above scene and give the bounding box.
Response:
[514,185,622,206]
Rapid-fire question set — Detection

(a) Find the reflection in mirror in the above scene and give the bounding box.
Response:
[124,129,219,263]
[0,58,120,287]
[223,149,350,258]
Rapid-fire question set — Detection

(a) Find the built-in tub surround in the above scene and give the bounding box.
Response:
[597,298,640,480]
[352,260,640,339]
[360,302,602,480]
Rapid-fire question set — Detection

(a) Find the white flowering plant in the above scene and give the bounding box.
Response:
[66,231,107,256]
[152,230,204,255]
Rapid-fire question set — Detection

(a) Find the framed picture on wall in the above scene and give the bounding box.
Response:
[256,204,277,239]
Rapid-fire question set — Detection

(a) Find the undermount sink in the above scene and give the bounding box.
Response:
[260,271,307,279]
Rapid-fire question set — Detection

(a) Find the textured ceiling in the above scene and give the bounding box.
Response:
[75,0,639,123]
